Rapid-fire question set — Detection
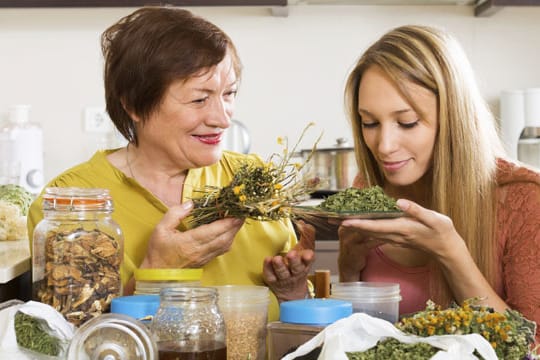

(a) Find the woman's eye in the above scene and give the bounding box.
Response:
[224,90,237,98]
[192,97,208,104]
[399,121,419,129]
[361,122,378,129]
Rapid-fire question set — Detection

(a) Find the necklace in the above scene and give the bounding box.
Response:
[126,144,136,180]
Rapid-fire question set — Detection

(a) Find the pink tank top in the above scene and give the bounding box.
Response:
[361,246,430,316]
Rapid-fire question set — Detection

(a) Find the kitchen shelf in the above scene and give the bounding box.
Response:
[0,0,286,7]
[475,0,540,16]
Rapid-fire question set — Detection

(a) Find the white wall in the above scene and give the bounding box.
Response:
[1,5,539,182]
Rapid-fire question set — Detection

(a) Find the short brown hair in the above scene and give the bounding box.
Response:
[101,7,242,145]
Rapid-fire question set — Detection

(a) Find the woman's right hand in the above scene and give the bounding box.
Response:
[140,201,245,269]
[338,224,383,281]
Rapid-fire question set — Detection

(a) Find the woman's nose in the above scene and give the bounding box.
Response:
[209,98,234,129]
[377,125,400,155]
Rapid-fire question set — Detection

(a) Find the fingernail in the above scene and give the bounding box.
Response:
[396,199,408,210]
[182,201,194,211]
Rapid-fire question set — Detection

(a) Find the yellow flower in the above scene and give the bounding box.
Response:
[239,195,247,202]
[233,184,245,195]
[277,137,284,145]
[274,183,283,190]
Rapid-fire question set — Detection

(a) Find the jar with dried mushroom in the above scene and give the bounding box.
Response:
[32,187,123,327]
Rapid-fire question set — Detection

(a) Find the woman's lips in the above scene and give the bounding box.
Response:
[381,159,408,172]
[194,133,223,145]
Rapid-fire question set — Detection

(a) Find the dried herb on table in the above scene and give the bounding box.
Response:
[395,298,537,360]
[345,298,538,360]
[346,338,437,360]
[190,123,323,227]
[318,186,399,213]
[14,311,63,356]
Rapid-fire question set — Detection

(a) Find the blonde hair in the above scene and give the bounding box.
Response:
[344,25,505,305]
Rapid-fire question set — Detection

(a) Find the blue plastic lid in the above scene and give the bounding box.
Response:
[111,295,160,320]
[280,299,353,325]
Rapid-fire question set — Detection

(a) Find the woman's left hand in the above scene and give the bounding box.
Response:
[262,220,316,302]
[340,199,463,260]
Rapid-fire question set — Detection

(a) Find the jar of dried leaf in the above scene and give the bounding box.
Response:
[32,187,123,327]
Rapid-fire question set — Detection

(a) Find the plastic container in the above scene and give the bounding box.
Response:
[267,299,352,360]
[133,268,202,295]
[32,187,124,326]
[330,282,401,323]
[215,285,270,360]
[111,295,160,326]
[67,313,158,360]
[151,287,226,359]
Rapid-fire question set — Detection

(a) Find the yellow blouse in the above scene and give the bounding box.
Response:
[27,150,297,321]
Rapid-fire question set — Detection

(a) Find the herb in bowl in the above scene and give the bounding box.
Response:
[318,186,399,213]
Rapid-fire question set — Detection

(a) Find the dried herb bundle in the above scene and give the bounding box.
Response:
[14,311,63,356]
[190,123,323,227]
[318,186,399,213]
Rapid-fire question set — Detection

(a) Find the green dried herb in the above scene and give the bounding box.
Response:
[346,338,438,360]
[318,186,399,213]
[14,311,62,356]
[190,123,323,227]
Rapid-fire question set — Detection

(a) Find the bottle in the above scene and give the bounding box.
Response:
[151,287,227,360]
[32,187,124,326]
[0,105,44,193]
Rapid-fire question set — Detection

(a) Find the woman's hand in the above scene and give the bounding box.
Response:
[140,201,245,269]
[338,224,383,281]
[339,199,463,261]
[262,220,316,302]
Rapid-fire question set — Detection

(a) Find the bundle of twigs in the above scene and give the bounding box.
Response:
[189,123,323,227]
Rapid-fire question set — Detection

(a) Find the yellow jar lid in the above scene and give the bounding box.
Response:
[134,268,203,281]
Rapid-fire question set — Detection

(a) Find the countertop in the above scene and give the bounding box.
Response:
[0,239,31,284]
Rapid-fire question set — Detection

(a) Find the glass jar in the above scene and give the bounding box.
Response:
[215,285,269,360]
[32,187,124,326]
[151,287,226,360]
[67,313,158,360]
[134,268,202,295]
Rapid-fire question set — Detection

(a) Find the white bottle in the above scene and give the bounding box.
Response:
[0,105,44,193]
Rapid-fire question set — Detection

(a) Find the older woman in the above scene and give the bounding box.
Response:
[28,7,314,321]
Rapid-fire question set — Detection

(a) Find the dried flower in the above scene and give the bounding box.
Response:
[347,298,538,360]
[189,123,323,227]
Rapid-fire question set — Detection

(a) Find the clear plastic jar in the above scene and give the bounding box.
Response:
[215,285,269,360]
[32,187,124,326]
[134,268,202,295]
[330,281,401,323]
[151,287,227,360]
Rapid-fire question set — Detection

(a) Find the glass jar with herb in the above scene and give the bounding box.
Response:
[151,287,227,359]
[32,187,123,327]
